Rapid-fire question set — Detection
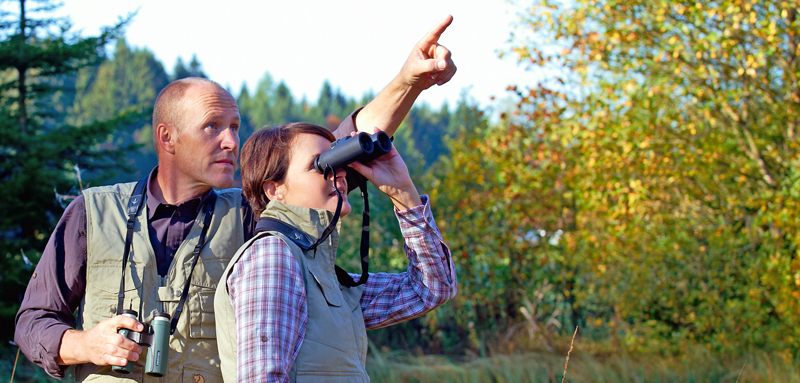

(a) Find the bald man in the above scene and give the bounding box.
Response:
[14,16,457,382]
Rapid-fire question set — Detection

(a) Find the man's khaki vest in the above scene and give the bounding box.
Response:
[215,200,369,382]
[76,182,244,383]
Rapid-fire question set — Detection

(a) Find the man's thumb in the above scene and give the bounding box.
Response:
[413,59,445,76]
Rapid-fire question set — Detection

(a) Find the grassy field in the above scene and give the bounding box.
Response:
[3,343,799,382]
[366,350,800,383]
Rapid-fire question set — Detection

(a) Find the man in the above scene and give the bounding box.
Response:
[14,16,457,381]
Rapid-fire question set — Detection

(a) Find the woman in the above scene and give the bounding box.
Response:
[214,122,457,382]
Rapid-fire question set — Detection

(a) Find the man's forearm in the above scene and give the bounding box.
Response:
[14,313,72,379]
[57,329,87,365]
[355,77,423,137]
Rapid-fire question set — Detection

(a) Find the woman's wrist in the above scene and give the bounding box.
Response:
[389,187,423,211]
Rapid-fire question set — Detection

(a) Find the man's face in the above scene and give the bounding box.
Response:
[173,84,240,190]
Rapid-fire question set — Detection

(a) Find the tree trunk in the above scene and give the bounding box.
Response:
[17,0,27,133]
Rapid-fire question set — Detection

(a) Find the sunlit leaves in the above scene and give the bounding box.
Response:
[445,0,800,352]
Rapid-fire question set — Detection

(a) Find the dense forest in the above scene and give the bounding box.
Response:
[4,0,800,381]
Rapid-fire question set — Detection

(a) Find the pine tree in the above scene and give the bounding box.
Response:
[70,39,170,182]
[172,54,207,81]
[0,0,143,338]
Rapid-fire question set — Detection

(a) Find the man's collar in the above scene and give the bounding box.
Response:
[145,167,214,220]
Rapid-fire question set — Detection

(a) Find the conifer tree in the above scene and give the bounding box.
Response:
[0,0,142,337]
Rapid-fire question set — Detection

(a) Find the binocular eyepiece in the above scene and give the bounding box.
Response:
[112,309,171,377]
[314,131,392,174]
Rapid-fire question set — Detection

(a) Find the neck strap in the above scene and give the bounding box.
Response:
[255,169,370,287]
[170,191,216,334]
[116,177,218,336]
[116,176,149,316]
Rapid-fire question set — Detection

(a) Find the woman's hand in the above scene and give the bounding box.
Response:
[348,128,423,210]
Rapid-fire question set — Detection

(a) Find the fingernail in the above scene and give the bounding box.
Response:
[437,60,446,70]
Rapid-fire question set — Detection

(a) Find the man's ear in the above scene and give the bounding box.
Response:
[263,181,285,202]
[155,123,177,154]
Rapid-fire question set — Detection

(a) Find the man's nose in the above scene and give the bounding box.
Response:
[220,127,238,150]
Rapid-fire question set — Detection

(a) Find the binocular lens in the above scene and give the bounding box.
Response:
[313,131,392,174]
[373,131,392,153]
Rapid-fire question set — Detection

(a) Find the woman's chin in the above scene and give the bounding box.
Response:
[325,200,351,216]
[340,202,352,217]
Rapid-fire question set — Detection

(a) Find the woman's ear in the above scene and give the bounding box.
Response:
[263,181,285,202]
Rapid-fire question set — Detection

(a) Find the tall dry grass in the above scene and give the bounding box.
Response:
[366,346,800,383]
[3,342,799,382]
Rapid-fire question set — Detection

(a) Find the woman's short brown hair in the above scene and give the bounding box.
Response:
[240,122,336,215]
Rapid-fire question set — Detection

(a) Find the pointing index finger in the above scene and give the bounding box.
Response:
[419,15,454,46]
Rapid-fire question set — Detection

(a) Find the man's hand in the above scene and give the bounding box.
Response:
[397,15,457,90]
[351,15,457,138]
[57,315,144,367]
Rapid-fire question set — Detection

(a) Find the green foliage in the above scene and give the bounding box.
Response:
[0,0,144,339]
[424,0,800,355]
[405,103,451,165]
[69,39,170,182]
[172,54,206,81]
[237,75,360,140]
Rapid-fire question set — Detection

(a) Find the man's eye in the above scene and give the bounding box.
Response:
[206,123,217,130]
[231,125,240,132]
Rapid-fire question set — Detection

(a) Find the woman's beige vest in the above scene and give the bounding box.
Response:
[77,182,244,382]
[215,200,369,382]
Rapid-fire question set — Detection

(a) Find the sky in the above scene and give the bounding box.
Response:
[43,0,540,110]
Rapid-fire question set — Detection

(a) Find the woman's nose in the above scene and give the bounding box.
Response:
[329,168,346,181]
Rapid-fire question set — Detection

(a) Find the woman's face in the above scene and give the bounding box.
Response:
[271,133,351,216]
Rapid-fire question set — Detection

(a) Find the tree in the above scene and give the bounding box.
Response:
[0,0,142,338]
[236,82,256,142]
[432,0,800,353]
[69,39,170,181]
[172,54,206,81]
[405,103,450,166]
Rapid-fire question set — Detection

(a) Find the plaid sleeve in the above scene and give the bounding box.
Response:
[359,195,458,329]
[228,235,308,383]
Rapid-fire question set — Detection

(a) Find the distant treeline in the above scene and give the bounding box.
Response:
[67,39,476,184]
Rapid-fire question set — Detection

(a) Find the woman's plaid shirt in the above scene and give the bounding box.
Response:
[227,195,457,382]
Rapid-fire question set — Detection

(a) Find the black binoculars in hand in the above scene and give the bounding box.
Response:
[314,131,392,174]
[112,309,171,377]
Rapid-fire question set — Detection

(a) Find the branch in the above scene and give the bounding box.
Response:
[720,102,777,188]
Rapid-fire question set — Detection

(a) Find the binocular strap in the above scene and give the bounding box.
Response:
[169,192,216,334]
[117,176,149,316]
[254,169,370,287]
[117,177,218,336]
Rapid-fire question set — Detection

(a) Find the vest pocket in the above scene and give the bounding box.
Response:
[182,365,221,383]
[294,338,367,381]
[186,258,228,339]
[188,287,216,339]
[87,263,145,317]
[307,267,343,307]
